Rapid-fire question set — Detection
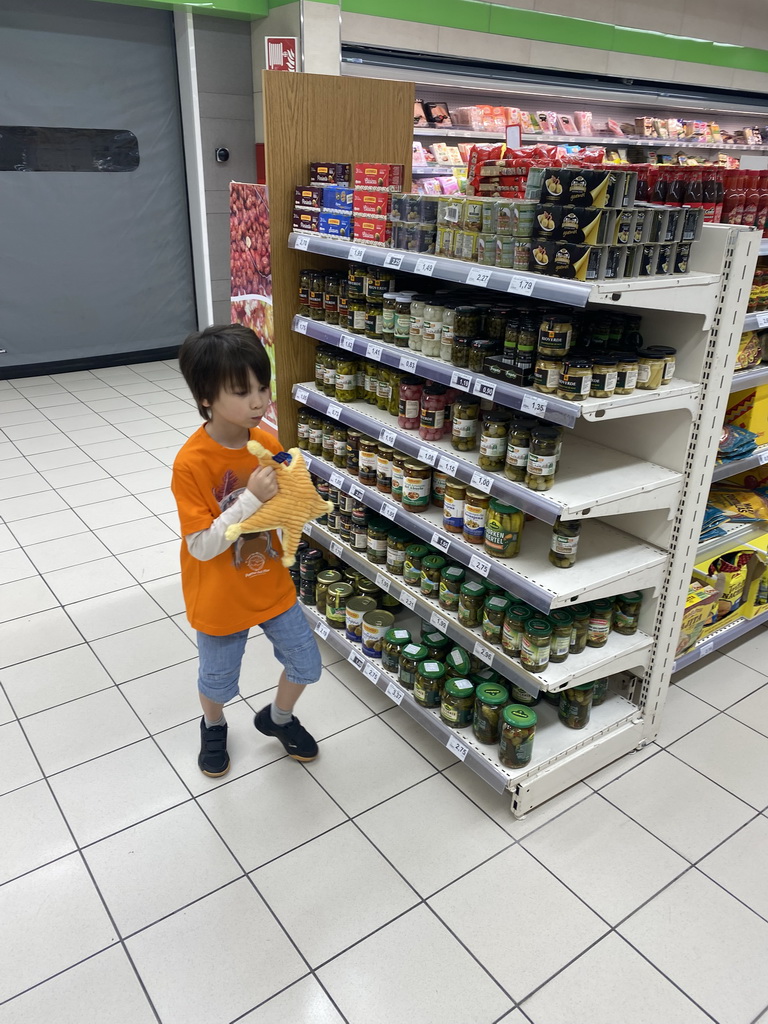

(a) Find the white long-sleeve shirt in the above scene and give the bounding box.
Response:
[185,489,262,560]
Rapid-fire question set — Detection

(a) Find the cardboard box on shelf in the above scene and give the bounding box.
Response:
[352,214,391,246]
[318,211,352,238]
[676,576,723,656]
[693,545,767,638]
[725,384,768,447]
[353,163,404,192]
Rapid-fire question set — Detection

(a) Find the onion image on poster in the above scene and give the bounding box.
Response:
[230,180,278,437]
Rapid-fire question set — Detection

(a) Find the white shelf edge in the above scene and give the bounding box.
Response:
[712,445,768,482]
[673,606,768,672]
[413,126,768,152]
[743,310,768,333]
[729,364,768,392]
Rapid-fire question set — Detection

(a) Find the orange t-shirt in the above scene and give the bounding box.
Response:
[171,425,296,635]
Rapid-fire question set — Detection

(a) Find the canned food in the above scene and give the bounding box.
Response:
[361,610,395,658]
[345,595,377,643]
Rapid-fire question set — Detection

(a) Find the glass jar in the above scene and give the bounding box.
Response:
[345,595,377,643]
[308,271,325,321]
[525,425,559,492]
[443,480,466,534]
[470,666,500,688]
[549,518,581,569]
[499,705,537,768]
[420,554,447,598]
[505,420,532,483]
[366,518,388,565]
[333,425,347,468]
[479,413,508,472]
[445,645,472,679]
[421,301,444,358]
[414,660,446,708]
[439,565,466,612]
[408,295,426,352]
[365,300,384,341]
[549,609,575,664]
[472,682,509,744]
[570,605,590,655]
[484,499,524,559]
[401,460,432,511]
[452,397,480,452]
[297,407,312,449]
[324,272,340,325]
[419,384,447,442]
[482,595,510,645]
[431,469,448,508]
[388,371,402,418]
[315,569,342,617]
[533,356,562,395]
[538,314,573,358]
[338,279,349,330]
[348,296,367,335]
[588,598,614,648]
[365,361,378,405]
[382,627,412,673]
[458,581,486,629]
[559,683,594,729]
[346,428,361,474]
[394,294,412,348]
[613,352,638,395]
[451,335,470,368]
[398,642,428,690]
[321,419,336,462]
[590,356,618,399]
[376,367,392,412]
[507,683,540,708]
[382,291,398,343]
[386,528,408,576]
[454,305,480,338]
[314,346,327,390]
[423,630,451,661]
[390,452,407,504]
[591,677,609,706]
[347,264,366,298]
[462,489,490,545]
[307,415,324,458]
[298,268,312,317]
[440,677,475,728]
[358,436,378,486]
[520,617,552,673]
[325,582,354,629]
[403,543,430,587]
[645,345,676,386]
[321,349,337,397]
[376,445,394,494]
[440,304,456,362]
[502,603,534,657]
[557,358,592,402]
[398,376,423,431]
[614,592,642,635]
[636,349,665,391]
[468,338,498,374]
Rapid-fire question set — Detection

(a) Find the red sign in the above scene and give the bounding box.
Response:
[265,37,298,72]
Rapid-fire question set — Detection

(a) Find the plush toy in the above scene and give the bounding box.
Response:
[224,440,333,567]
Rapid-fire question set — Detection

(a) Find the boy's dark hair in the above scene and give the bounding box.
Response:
[179,324,271,420]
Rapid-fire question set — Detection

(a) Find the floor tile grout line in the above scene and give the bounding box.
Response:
[662,732,768,813]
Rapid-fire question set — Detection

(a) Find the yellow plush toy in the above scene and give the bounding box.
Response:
[224,440,333,567]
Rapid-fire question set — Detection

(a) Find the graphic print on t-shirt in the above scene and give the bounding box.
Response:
[213,468,279,573]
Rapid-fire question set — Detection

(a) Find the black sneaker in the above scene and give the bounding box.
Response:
[254,705,318,762]
[198,718,230,777]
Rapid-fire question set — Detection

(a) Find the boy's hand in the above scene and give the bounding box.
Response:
[247,465,278,502]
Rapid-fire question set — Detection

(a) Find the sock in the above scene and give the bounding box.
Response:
[270,701,293,727]
[204,714,226,729]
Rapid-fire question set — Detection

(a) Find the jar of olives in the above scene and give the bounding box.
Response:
[399,642,428,690]
[345,431,362,476]
[443,480,466,534]
[382,292,398,343]
[390,452,406,504]
[414,660,445,708]
[588,599,613,648]
[386,528,408,576]
[439,565,466,612]
[549,518,581,569]
[525,425,559,492]
[504,421,532,483]
[403,543,430,586]
[454,305,480,338]
[361,610,395,658]
[451,335,471,368]
[315,569,342,617]
[394,295,412,347]
[557,358,592,402]
[499,705,537,768]
[591,677,609,706]
[358,437,378,486]
[366,519,388,564]
[382,627,412,673]
[376,445,394,494]
[472,682,509,744]
[348,296,366,334]
[376,368,392,412]
[452,398,480,452]
[431,469,448,508]
[520,618,552,673]
[322,273,340,324]
[502,603,534,657]
[366,300,384,341]
[559,682,594,729]
[440,677,475,728]
[549,609,575,664]
[458,581,486,629]
[298,268,311,316]
[462,490,490,545]
[469,338,498,374]
[365,361,378,405]
[308,271,325,320]
[590,356,618,399]
[420,554,447,598]
[570,605,590,655]
[398,376,423,431]
[479,413,509,472]
[484,499,524,559]
[482,595,510,645]
[326,582,354,629]
[401,461,431,511]
[614,592,642,635]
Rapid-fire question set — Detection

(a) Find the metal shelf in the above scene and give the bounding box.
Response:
[673,605,768,671]
[730,364,768,392]
[302,600,641,795]
[761,239,768,257]
[411,165,459,176]
[294,376,682,522]
[743,310,768,333]
[712,445,768,482]
[288,232,720,317]
[295,315,701,428]
[413,126,768,152]
[696,520,767,562]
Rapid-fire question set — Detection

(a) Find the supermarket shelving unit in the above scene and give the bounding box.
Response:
[265,71,761,815]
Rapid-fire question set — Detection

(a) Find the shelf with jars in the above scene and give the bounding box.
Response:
[412,126,768,153]
[293,380,681,524]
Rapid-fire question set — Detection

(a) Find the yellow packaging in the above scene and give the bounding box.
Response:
[725,384,768,446]
[676,577,721,655]
[693,546,767,636]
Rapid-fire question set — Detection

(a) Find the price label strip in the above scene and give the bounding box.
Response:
[330,472,344,488]
[380,428,397,446]
[472,378,496,401]
[349,245,366,261]
[295,387,309,404]
[430,611,449,633]
[469,553,491,577]
[339,335,356,352]
[350,483,365,501]
[348,649,365,671]
[385,681,405,705]
[437,456,459,477]
[374,573,391,593]
[470,470,493,494]
[363,663,380,685]
[330,541,343,558]
[415,257,436,276]
[380,502,397,521]
[508,276,535,296]
[399,355,418,373]
[472,640,495,666]
[450,371,471,391]
[466,266,492,288]
[296,319,309,335]
[400,591,417,610]
[294,234,310,251]
[417,447,438,467]
[384,253,404,269]
[699,641,714,659]
[314,621,330,640]
[366,344,383,361]
[327,403,342,420]
[521,393,547,418]
[430,531,451,553]
[446,735,469,761]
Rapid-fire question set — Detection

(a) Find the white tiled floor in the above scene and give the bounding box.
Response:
[1,364,768,1024]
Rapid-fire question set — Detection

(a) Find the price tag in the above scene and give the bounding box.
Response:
[296,319,309,335]
[472,379,496,401]
[430,531,451,554]
[699,641,714,658]
[759,449,768,465]
[430,611,449,633]
[314,621,330,640]
[755,311,768,329]
[472,640,495,666]
[417,447,438,467]
[467,266,492,288]
[348,649,365,671]
[327,403,342,420]
[294,234,310,251]
[330,472,344,488]
[295,387,309,404]
[379,428,397,446]
[384,253,404,269]
[450,371,472,391]
[330,540,343,558]
[386,681,405,704]
[508,276,535,296]
[374,573,391,592]
[399,355,418,373]
[349,245,366,261]
[363,663,380,685]
[415,257,436,276]
[437,456,459,477]
[366,344,383,361]
[380,502,397,521]
[339,335,356,352]
[446,735,469,761]
[400,591,417,610]
[521,393,548,418]
[470,470,493,493]
[469,553,491,577]
[350,483,365,501]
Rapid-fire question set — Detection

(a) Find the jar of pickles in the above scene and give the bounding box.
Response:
[445,645,472,680]
[366,519,388,565]
[315,569,342,617]
[591,677,609,706]
[645,345,676,385]
[399,642,428,690]
[382,292,398,343]
[431,470,448,508]
[439,565,465,612]
[559,683,594,729]
[423,630,451,662]
[348,296,367,334]
[401,461,431,511]
[538,314,572,358]
[321,419,335,461]
[505,420,532,483]
[557,358,592,402]
[297,407,312,449]
[298,268,311,316]
[394,294,412,347]
[520,618,552,673]
[525,426,558,492]
[376,368,392,412]
[358,437,378,486]
[479,413,508,472]
[365,362,378,405]
[323,273,340,324]
[420,554,446,598]
[440,677,475,728]
[533,356,562,395]
[482,595,510,645]
[570,605,590,655]
[502,603,534,657]
[613,352,638,395]
[462,490,489,545]
[443,480,466,534]
[588,598,613,648]
[386,528,408,576]
[499,705,537,768]
[614,592,642,635]
[398,376,422,430]
[484,499,524,559]
[636,349,665,391]
[376,445,394,494]
[549,519,581,569]
[452,397,479,451]
[419,384,447,442]
[549,609,575,664]
[308,271,325,320]
[403,543,430,586]
[333,425,347,467]
[590,356,618,399]
[326,582,353,629]
[382,627,412,672]
[473,682,509,744]
[414,660,445,708]
[458,581,486,629]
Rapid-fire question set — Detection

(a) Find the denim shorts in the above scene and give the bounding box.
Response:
[196,600,322,703]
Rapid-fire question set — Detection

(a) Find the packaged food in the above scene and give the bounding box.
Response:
[382,627,412,672]
[484,499,524,559]
[462,490,490,545]
[614,591,642,635]
[549,609,575,663]
[458,581,486,629]
[361,610,395,658]
[482,595,510,644]
[293,209,320,233]
[443,480,467,533]
[414,660,445,708]
[353,190,392,217]
[549,518,581,569]
[499,705,537,768]
[345,595,377,642]
[520,618,552,673]
[310,162,351,185]
[439,565,466,612]
[353,216,392,246]
[440,678,476,728]
[570,605,590,654]
[401,460,432,511]
[294,185,324,210]
[326,582,354,629]
[420,554,447,597]
[588,598,613,647]
[473,682,510,744]
[353,163,404,191]
[559,683,594,729]
[399,642,428,690]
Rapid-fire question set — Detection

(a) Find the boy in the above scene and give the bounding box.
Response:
[172,324,322,777]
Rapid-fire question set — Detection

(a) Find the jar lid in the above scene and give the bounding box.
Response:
[447,647,472,672]
[420,661,446,679]
[402,643,428,659]
[347,596,377,613]
[549,609,575,625]
[405,543,430,558]
[527,617,553,637]
[592,356,618,367]
[442,566,465,582]
[443,677,475,698]
[618,591,643,602]
[573,605,591,620]
[362,610,395,628]
[503,704,538,729]
[316,569,342,585]
[455,305,478,313]
[485,595,511,611]
[461,582,486,597]
[635,349,664,359]
[508,604,534,622]
[465,489,490,502]
[644,345,676,356]
[328,582,354,597]
[591,598,614,611]
[489,498,521,514]
[476,682,509,706]
[404,459,428,472]
[610,351,638,363]
[383,292,399,300]
[564,358,591,368]
[530,425,560,438]
[377,445,394,455]
[422,554,447,570]
[402,375,423,385]
[571,682,596,691]
[385,627,412,645]
[470,668,500,686]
